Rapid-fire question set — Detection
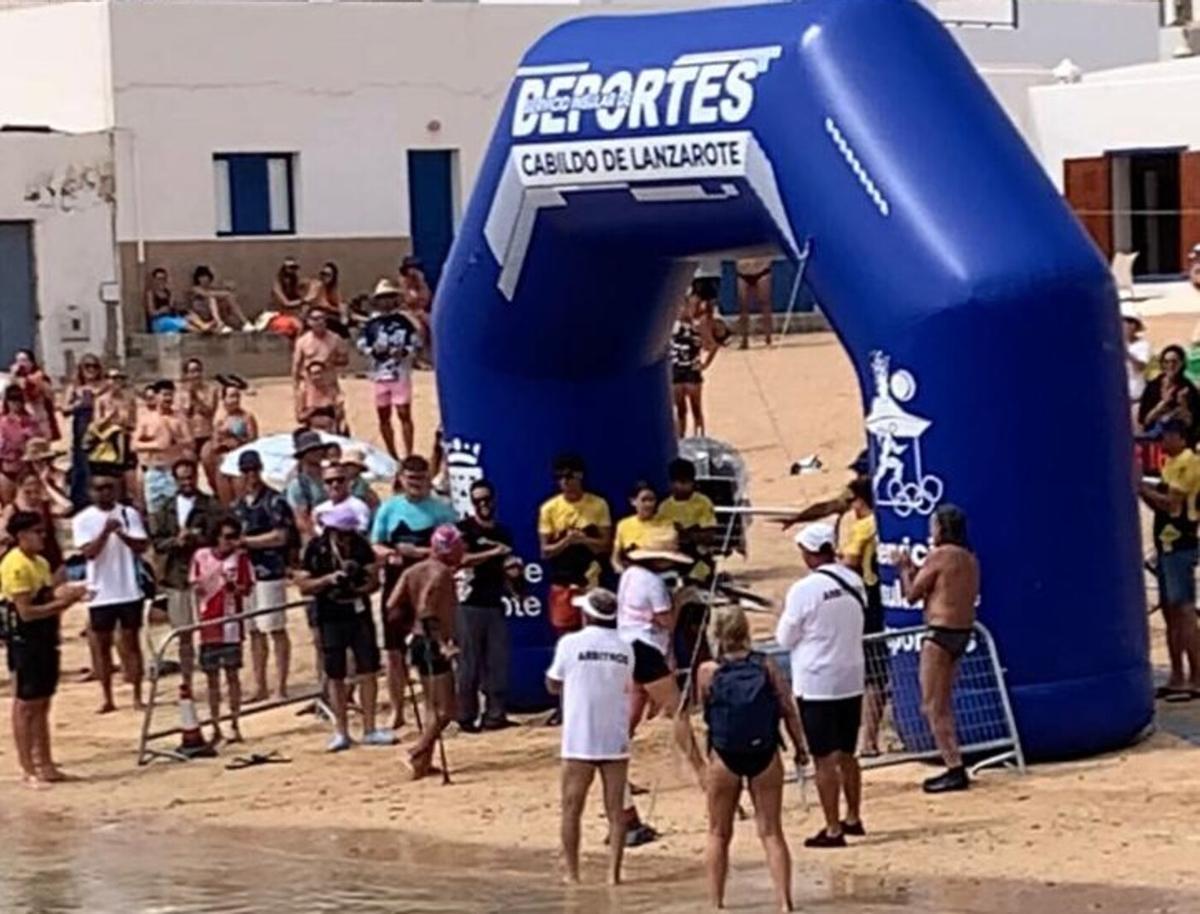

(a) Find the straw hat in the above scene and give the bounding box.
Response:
[23,438,63,463]
[341,447,368,471]
[372,278,402,298]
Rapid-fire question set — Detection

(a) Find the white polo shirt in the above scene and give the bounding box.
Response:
[546,624,634,761]
[775,564,866,701]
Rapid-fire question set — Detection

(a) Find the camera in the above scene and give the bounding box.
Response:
[339,560,369,592]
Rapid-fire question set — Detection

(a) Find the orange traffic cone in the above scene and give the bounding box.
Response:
[176,682,216,759]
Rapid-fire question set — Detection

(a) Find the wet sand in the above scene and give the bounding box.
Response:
[3,314,1200,910]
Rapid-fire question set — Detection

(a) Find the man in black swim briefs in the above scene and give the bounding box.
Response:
[898,504,980,794]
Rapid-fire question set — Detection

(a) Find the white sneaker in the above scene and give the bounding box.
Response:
[327,732,352,752]
[363,729,397,747]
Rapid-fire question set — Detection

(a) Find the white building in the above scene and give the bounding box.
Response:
[1031,54,1200,279]
[0,0,1170,371]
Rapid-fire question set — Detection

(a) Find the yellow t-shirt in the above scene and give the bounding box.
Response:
[0,548,53,602]
[656,493,717,530]
[538,493,612,587]
[841,514,879,587]
[1158,450,1200,550]
[537,492,612,537]
[613,515,677,556]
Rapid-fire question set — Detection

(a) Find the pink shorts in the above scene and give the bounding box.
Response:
[374,377,412,409]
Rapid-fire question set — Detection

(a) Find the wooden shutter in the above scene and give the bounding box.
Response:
[1179,151,1200,268]
[1064,156,1113,260]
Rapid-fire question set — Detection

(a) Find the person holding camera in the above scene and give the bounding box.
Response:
[1,511,88,787]
[298,501,392,752]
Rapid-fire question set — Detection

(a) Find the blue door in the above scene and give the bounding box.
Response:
[407,150,457,290]
[0,222,37,366]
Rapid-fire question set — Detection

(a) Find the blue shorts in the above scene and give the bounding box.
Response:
[1157,548,1198,607]
[143,466,178,518]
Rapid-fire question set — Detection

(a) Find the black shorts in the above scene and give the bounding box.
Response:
[89,600,143,634]
[800,695,863,759]
[7,641,60,701]
[631,639,671,685]
[672,366,703,385]
[409,633,452,678]
[199,643,243,673]
[321,613,381,681]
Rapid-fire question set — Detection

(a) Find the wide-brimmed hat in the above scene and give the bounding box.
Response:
[23,438,62,463]
[341,447,368,471]
[628,546,692,566]
[372,278,402,298]
[293,429,326,457]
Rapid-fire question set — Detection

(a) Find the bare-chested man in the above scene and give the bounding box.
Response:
[896,503,979,794]
[133,380,191,518]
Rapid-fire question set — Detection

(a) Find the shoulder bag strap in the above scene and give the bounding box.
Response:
[814,567,867,612]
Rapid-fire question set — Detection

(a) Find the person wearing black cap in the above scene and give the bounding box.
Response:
[285,429,329,541]
[546,588,635,886]
[398,255,432,314]
[1,510,88,787]
[1140,417,1200,702]
[233,449,297,702]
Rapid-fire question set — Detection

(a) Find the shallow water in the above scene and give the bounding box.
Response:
[1,812,1196,914]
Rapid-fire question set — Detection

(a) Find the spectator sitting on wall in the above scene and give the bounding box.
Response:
[1139,344,1200,445]
[190,265,251,334]
[144,267,190,334]
[266,257,306,338]
[304,261,350,338]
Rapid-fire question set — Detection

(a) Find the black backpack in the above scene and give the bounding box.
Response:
[705,652,780,753]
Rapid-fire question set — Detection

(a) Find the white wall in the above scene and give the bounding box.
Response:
[108,2,580,242]
[0,132,118,377]
[0,3,113,132]
[1030,57,1200,190]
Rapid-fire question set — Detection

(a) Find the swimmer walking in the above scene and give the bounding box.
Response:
[897,504,979,793]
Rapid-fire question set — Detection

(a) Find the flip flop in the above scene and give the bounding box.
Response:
[1163,689,1194,703]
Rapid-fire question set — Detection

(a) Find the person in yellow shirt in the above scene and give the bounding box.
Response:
[538,454,612,640]
[1139,419,1200,700]
[839,477,887,755]
[1,511,87,787]
[612,481,677,574]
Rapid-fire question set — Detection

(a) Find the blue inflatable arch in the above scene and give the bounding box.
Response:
[434,0,1152,759]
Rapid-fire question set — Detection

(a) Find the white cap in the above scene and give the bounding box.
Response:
[794,522,836,553]
[1120,303,1143,326]
[571,588,618,621]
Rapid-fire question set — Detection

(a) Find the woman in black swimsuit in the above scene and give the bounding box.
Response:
[694,606,805,912]
[671,294,718,439]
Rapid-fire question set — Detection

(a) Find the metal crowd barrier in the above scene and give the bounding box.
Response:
[136,598,325,766]
[760,621,1025,776]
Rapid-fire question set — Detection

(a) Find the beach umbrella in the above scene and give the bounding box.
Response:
[219,432,397,487]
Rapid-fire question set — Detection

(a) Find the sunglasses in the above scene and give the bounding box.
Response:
[472,494,494,505]
[324,476,348,485]
[556,471,580,481]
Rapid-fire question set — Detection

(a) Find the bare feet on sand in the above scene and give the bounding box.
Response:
[97,701,116,715]
[22,773,52,790]
[229,726,244,744]
[248,689,269,704]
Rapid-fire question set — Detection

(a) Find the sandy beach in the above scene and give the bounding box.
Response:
[3,312,1200,910]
